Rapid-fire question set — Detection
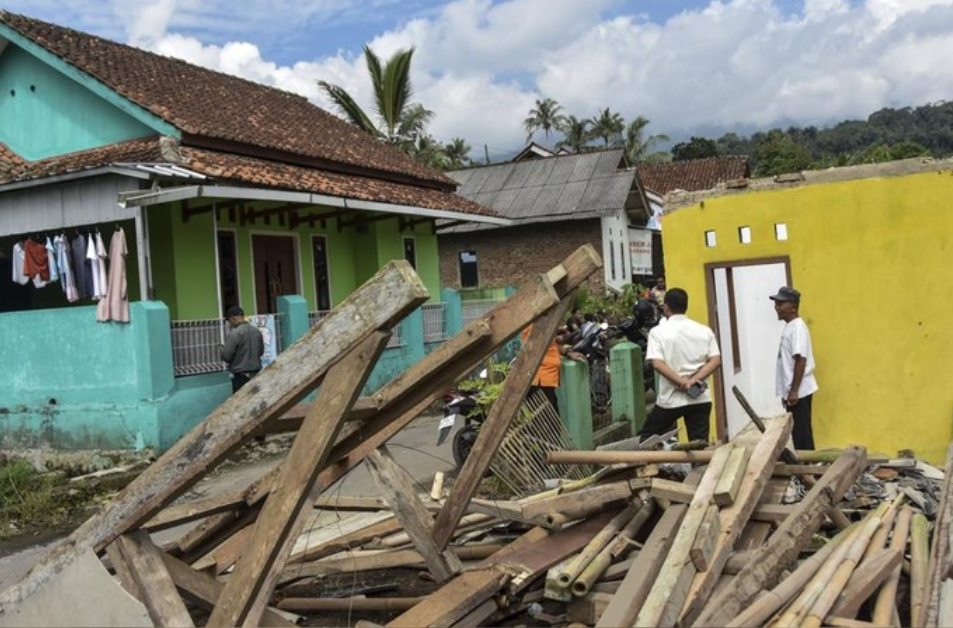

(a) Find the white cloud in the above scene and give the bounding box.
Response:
[14,0,953,156]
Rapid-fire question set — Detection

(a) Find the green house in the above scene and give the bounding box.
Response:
[0,11,506,451]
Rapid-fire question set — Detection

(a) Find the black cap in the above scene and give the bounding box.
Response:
[225,305,244,318]
[769,287,801,303]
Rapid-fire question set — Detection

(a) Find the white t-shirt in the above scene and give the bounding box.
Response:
[775,317,818,399]
[646,314,721,409]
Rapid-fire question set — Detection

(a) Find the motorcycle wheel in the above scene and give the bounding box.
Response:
[452,425,480,469]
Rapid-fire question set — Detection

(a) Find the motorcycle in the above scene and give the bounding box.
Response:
[436,385,487,468]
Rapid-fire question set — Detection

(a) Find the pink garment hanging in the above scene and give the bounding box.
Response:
[96,227,129,323]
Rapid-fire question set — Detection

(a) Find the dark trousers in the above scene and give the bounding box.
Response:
[530,385,559,416]
[784,394,815,450]
[231,371,257,394]
[638,402,712,443]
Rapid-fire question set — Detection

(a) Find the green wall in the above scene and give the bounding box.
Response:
[0,45,155,161]
[149,201,443,320]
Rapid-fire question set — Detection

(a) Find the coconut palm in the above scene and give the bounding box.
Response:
[318,45,434,148]
[591,108,625,148]
[444,137,473,169]
[624,116,671,163]
[556,115,593,153]
[523,98,567,142]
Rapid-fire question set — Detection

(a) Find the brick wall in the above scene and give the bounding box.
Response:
[438,219,607,294]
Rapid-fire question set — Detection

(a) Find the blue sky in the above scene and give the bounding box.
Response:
[3,1,951,160]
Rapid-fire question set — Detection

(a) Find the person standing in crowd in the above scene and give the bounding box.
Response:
[522,325,584,413]
[770,286,818,450]
[637,288,721,442]
[649,276,666,306]
[221,305,264,394]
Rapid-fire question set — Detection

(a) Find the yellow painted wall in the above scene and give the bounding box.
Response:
[663,167,953,464]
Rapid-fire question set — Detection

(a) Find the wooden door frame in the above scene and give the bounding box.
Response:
[249,231,302,314]
[703,255,792,442]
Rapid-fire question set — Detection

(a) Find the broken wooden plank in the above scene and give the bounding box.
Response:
[677,415,794,626]
[287,512,399,564]
[693,444,866,627]
[690,504,721,572]
[208,331,389,627]
[519,479,648,525]
[114,530,194,628]
[365,447,462,581]
[595,504,687,628]
[924,441,953,628]
[635,444,735,627]
[715,446,750,507]
[144,490,246,532]
[432,292,574,549]
[911,512,930,627]
[650,478,697,504]
[0,261,428,617]
[160,553,295,628]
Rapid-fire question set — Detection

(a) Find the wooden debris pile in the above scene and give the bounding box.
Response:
[2,244,951,627]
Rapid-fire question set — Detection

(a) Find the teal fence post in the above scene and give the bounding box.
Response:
[557,358,593,450]
[132,301,174,400]
[610,342,647,435]
[277,295,310,351]
[403,307,426,363]
[441,287,463,336]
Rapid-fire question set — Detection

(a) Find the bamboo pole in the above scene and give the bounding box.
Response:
[774,502,888,627]
[911,512,930,627]
[872,505,914,626]
[726,524,856,628]
[556,499,644,591]
[572,499,656,597]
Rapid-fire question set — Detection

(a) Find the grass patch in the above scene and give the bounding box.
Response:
[0,460,63,537]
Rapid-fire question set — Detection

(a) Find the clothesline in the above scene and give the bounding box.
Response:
[10,226,129,323]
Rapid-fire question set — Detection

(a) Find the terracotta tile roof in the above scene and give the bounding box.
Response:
[0,11,455,190]
[636,156,750,196]
[0,136,499,217]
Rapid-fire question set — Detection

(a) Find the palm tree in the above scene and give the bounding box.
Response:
[523,98,567,142]
[410,135,448,170]
[591,108,625,148]
[444,137,473,169]
[624,116,671,163]
[318,45,434,147]
[556,115,593,153]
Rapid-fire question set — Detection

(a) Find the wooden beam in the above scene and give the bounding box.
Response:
[829,548,902,619]
[690,504,721,572]
[143,490,245,532]
[0,261,428,616]
[114,530,194,627]
[207,331,389,627]
[519,479,649,525]
[595,504,687,628]
[160,553,295,628]
[678,416,795,626]
[366,447,463,581]
[432,292,573,549]
[650,478,697,504]
[715,446,750,507]
[635,444,735,627]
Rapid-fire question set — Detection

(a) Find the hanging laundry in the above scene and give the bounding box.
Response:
[11,242,28,285]
[54,234,79,302]
[45,237,59,283]
[71,232,92,299]
[23,239,50,288]
[86,232,103,300]
[94,231,108,300]
[97,227,129,323]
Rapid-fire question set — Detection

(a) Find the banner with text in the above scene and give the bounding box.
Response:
[629,228,653,275]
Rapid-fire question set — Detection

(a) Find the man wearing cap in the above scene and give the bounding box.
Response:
[770,286,817,449]
[222,305,264,393]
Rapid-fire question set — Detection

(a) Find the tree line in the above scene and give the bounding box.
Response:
[319,45,953,176]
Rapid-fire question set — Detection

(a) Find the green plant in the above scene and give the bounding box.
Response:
[0,460,62,534]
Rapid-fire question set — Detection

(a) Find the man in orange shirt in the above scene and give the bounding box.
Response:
[522,326,584,412]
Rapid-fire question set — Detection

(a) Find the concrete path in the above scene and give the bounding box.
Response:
[0,412,456,593]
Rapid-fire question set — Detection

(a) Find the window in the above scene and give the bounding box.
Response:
[459,251,478,288]
[609,239,616,281]
[738,226,752,244]
[217,231,239,314]
[403,237,417,270]
[312,235,331,311]
[775,223,788,241]
[705,230,717,248]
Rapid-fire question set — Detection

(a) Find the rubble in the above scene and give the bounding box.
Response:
[1,247,950,627]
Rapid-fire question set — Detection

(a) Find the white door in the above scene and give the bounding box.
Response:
[711,261,790,438]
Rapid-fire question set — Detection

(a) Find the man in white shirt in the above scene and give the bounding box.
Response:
[637,288,722,443]
[770,286,818,450]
